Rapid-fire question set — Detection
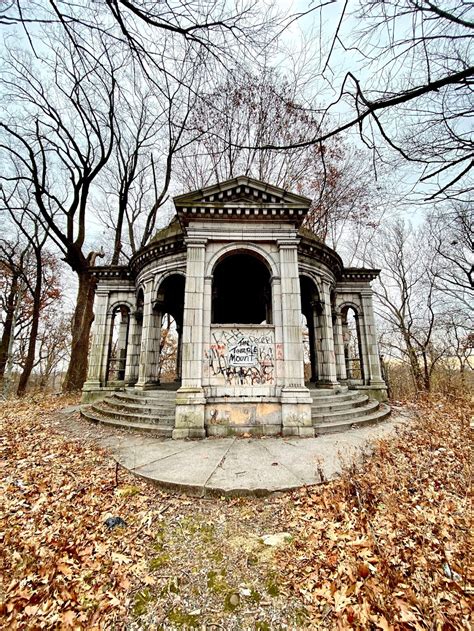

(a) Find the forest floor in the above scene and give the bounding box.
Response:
[0,394,471,630]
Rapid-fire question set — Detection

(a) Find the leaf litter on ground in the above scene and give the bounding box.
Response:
[0,393,471,629]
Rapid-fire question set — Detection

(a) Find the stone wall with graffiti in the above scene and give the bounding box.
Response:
[206,326,276,386]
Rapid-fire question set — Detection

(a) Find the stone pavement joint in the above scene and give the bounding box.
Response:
[201,437,236,497]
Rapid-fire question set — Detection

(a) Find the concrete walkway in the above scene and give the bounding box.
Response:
[83,409,409,496]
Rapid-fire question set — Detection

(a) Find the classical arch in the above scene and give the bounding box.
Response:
[299,275,322,383]
[107,299,135,316]
[153,268,186,294]
[105,303,131,383]
[207,243,278,278]
[340,304,365,382]
[155,273,186,382]
[211,248,274,324]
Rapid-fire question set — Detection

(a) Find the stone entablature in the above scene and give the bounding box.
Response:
[82,176,388,437]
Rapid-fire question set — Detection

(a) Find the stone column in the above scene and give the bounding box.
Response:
[82,289,109,398]
[116,310,129,380]
[136,279,161,389]
[278,240,313,437]
[124,313,142,385]
[333,312,347,381]
[272,276,285,388]
[175,322,183,381]
[201,275,212,388]
[173,238,207,439]
[317,280,338,386]
[360,289,385,386]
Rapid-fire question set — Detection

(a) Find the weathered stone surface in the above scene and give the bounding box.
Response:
[82,176,389,436]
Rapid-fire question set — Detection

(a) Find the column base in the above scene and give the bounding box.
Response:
[135,380,160,390]
[313,379,340,388]
[81,382,123,404]
[355,383,388,402]
[173,387,206,440]
[280,387,314,438]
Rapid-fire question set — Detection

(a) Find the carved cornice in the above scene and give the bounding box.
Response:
[129,236,186,275]
[341,268,381,282]
[297,237,344,277]
[177,204,308,227]
[90,266,132,280]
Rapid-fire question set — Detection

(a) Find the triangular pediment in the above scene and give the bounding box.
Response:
[173,175,312,208]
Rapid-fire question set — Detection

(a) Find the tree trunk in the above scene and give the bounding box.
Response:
[17,254,42,396]
[62,270,97,392]
[0,275,19,381]
[403,332,427,393]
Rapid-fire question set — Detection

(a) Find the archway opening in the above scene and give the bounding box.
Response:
[212,252,272,324]
[341,306,364,382]
[301,313,312,382]
[299,276,320,383]
[106,305,130,383]
[158,313,179,382]
[155,274,185,382]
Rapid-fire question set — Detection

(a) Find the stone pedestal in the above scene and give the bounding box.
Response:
[173,388,206,439]
[280,388,314,437]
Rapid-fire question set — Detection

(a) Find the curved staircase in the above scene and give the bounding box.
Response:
[309,387,390,434]
[81,386,390,436]
[81,389,177,437]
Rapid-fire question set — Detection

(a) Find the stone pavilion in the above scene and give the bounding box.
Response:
[82,176,389,438]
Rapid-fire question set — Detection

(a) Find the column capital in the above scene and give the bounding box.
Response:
[277,238,300,248]
[185,237,208,247]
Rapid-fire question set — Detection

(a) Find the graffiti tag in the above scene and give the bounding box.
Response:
[207,328,275,386]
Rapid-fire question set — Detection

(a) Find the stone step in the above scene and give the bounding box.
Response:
[314,404,391,435]
[312,399,380,424]
[107,395,175,415]
[92,402,175,426]
[310,391,363,405]
[306,385,349,395]
[81,408,173,437]
[113,392,176,407]
[124,388,178,398]
[311,394,368,413]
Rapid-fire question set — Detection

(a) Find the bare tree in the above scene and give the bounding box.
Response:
[428,202,474,308]
[0,34,118,391]
[210,1,472,201]
[360,219,447,392]
[2,189,51,396]
[176,68,379,245]
[0,237,30,385]
[97,58,204,264]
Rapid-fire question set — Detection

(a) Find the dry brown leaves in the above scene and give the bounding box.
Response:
[0,395,175,629]
[1,394,472,630]
[278,397,473,630]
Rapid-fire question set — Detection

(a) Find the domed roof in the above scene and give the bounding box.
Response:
[150,215,183,243]
[298,225,321,243]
